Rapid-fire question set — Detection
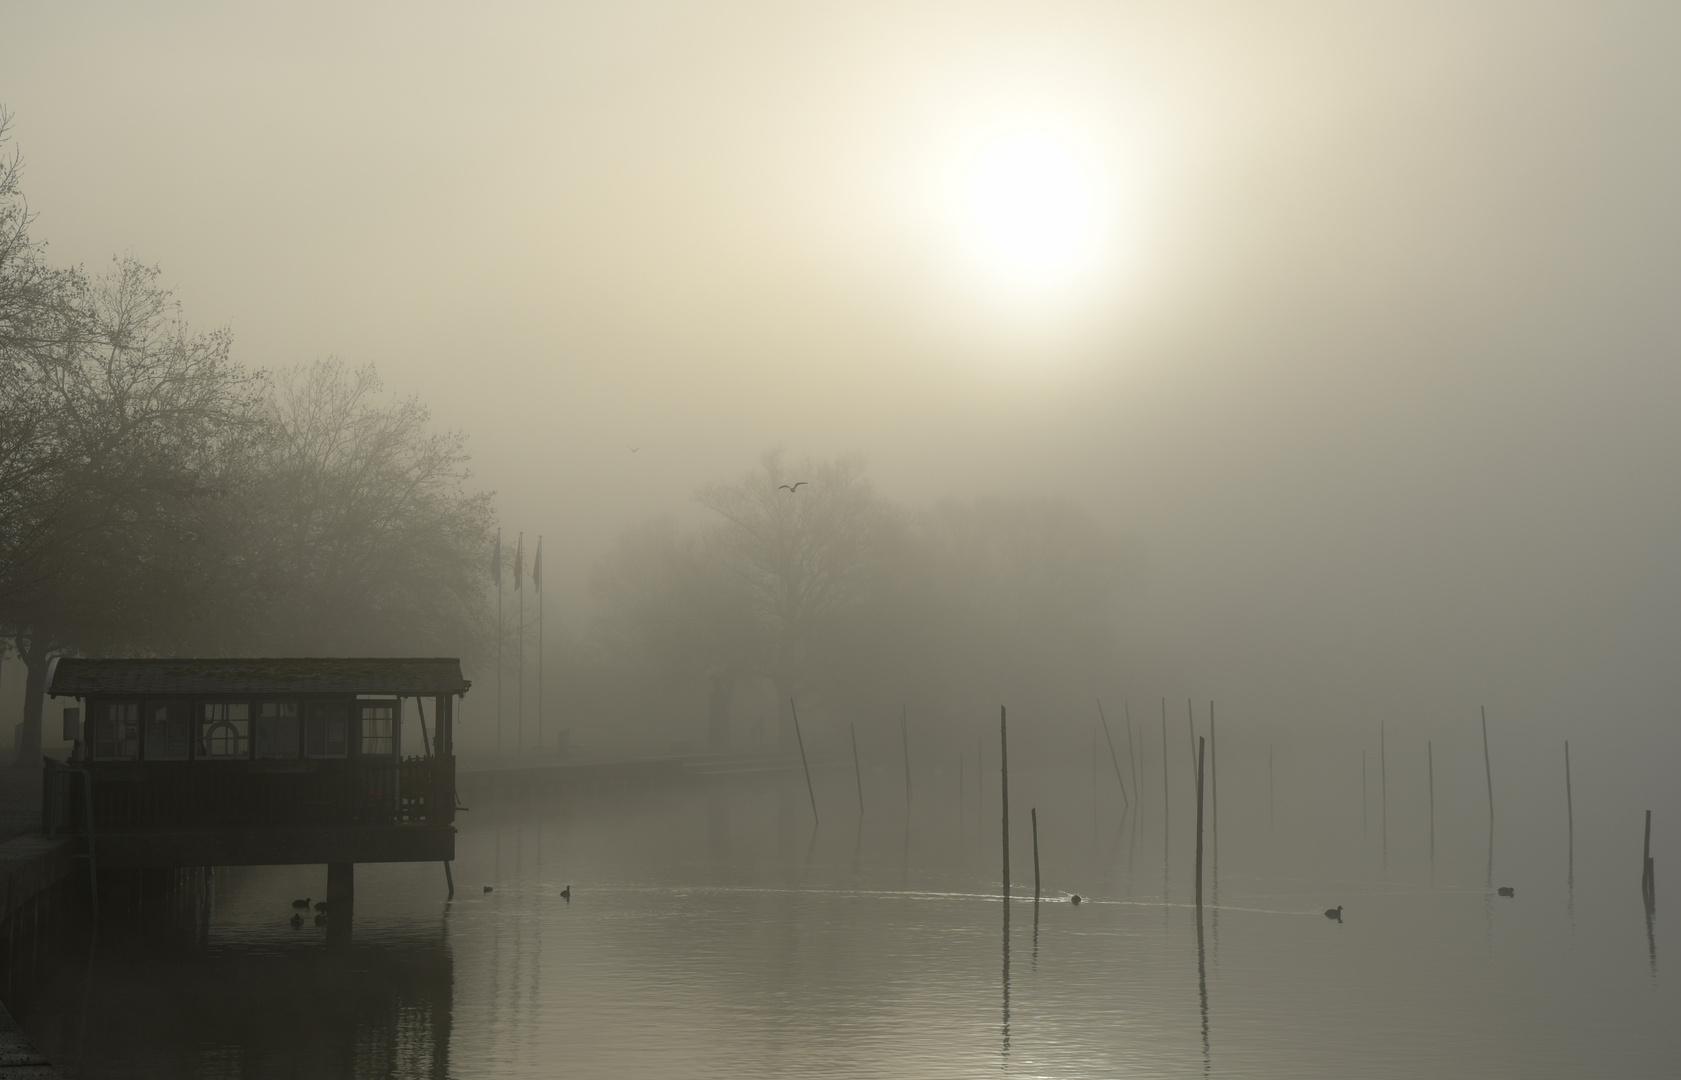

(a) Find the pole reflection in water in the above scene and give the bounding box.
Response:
[1001,898,1012,1061]
[1196,898,1210,1077]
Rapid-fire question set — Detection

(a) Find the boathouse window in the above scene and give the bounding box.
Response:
[198,702,250,760]
[255,702,300,759]
[360,703,395,756]
[305,701,349,759]
[144,702,191,760]
[92,702,140,761]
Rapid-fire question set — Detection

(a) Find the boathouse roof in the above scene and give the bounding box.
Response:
[47,657,470,697]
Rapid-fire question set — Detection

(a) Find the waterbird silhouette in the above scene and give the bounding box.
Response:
[290,912,304,928]
[1325,905,1343,922]
[561,885,571,901]
[1497,886,1515,897]
[1069,894,1083,905]
[291,897,311,910]
[778,482,807,492]
[314,912,327,926]
[483,885,494,893]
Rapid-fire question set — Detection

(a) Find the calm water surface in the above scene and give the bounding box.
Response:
[12,767,1675,1078]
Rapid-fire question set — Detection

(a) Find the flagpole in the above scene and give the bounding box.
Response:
[536,536,543,751]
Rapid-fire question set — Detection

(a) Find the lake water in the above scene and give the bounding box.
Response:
[7,760,1676,1078]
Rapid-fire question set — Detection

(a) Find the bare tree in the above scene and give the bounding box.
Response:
[231,359,495,659]
[697,449,900,745]
[2,257,258,763]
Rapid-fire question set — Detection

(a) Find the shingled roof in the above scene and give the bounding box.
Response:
[48,658,470,697]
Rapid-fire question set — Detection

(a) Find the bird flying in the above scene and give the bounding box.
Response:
[778,481,808,492]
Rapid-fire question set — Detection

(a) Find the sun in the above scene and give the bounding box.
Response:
[957,128,1102,290]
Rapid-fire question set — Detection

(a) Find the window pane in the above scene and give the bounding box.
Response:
[198,703,250,760]
[144,703,190,760]
[255,702,299,759]
[93,703,139,761]
[306,702,349,759]
[360,704,394,756]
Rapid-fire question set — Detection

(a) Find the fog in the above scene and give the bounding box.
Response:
[6,3,1681,754]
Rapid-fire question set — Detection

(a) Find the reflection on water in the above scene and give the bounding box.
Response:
[2,766,1676,1079]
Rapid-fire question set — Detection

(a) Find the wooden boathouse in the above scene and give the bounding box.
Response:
[43,657,467,919]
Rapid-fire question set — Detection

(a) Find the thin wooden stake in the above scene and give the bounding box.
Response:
[1001,707,1011,901]
[1194,735,1206,906]
[1481,706,1494,825]
[1209,701,1217,841]
[1032,806,1041,903]
[850,722,864,817]
[1428,740,1435,866]
[1098,699,1129,806]
[1564,741,1573,863]
[1160,698,1169,840]
[1380,720,1387,869]
[1642,809,1653,904]
[790,698,818,827]
[1124,701,1139,803]
[1186,698,1197,781]
[901,704,912,810]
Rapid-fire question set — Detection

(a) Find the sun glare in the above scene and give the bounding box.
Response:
[958,129,1101,290]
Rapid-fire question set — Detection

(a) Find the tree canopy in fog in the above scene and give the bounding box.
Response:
[591,450,1133,746]
[0,114,495,763]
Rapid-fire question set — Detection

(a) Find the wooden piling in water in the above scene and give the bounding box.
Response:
[1481,706,1494,825]
[1564,741,1573,862]
[1032,807,1041,903]
[790,698,818,826]
[1381,720,1387,868]
[1098,699,1129,807]
[1186,698,1197,781]
[1209,702,1217,842]
[1269,743,1274,833]
[850,722,864,817]
[1428,740,1435,866]
[1642,809,1654,907]
[1124,701,1139,804]
[1001,707,1011,901]
[1160,699,1170,839]
[901,704,912,810]
[1194,735,1206,906]
[1362,749,1367,839]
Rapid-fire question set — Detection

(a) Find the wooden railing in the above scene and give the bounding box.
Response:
[43,755,455,833]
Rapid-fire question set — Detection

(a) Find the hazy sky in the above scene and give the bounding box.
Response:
[5,2,1680,738]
